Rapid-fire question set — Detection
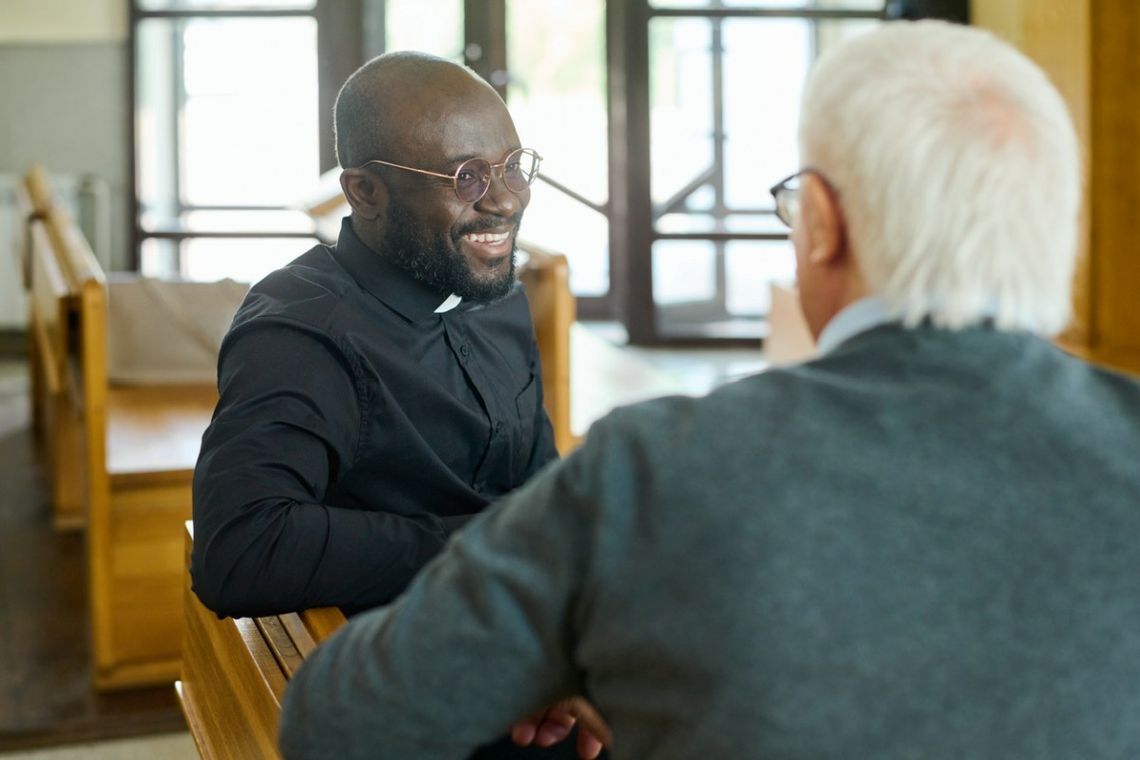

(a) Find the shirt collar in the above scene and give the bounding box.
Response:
[816,295,897,355]
[333,216,460,321]
[434,293,463,313]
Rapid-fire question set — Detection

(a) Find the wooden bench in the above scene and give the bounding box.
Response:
[178,522,347,759]
[517,243,576,454]
[27,197,219,690]
[26,190,87,528]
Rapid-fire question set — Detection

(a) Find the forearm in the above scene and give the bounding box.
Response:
[279,460,590,759]
[190,491,452,618]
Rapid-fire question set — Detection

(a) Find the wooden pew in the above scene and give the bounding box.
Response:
[178,522,347,759]
[15,172,42,445]
[27,202,219,690]
[24,162,55,217]
[25,189,88,529]
[518,243,576,454]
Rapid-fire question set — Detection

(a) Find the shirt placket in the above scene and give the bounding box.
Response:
[442,316,507,494]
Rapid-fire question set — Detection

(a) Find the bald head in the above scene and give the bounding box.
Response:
[334,52,504,169]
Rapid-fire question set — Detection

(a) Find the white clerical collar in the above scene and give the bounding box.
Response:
[434,293,462,313]
[815,295,896,355]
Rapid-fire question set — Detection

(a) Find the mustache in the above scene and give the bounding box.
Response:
[453,212,524,240]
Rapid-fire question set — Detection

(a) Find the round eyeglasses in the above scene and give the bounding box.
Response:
[769,167,838,228]
[358,148,542,204]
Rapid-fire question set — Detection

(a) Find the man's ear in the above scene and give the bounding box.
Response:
[801,174,847,267]
[340,168,388,222]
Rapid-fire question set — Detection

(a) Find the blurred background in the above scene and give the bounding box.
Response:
[1,0,968,349]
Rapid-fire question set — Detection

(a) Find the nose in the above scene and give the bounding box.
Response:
[474,166,525,216]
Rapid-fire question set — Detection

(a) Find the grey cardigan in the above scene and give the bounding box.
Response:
[280,324,1140,759]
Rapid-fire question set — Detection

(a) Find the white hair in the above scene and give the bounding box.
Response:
[799,20,1080,335]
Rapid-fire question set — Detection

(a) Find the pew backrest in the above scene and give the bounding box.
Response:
[38,205,112,513]
[28,218,76,402]
[27,202,97,527]
[25,162,56,217]
[518,242,576,454]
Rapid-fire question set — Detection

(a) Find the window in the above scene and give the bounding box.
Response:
[614,1,882,342]
[131,0,351,283]
[507,0,610,300]
[132,1,952,343]
[384,0,463,59]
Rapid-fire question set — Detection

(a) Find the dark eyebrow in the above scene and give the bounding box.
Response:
[443,154,478,167]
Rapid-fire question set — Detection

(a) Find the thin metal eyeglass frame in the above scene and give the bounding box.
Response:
[769,166,835,228]
[357,148,542,204]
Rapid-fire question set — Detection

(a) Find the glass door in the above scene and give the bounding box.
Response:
[618,0,883,343]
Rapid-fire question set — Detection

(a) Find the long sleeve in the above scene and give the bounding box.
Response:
[191,324,453,618]
[277,437,600,760]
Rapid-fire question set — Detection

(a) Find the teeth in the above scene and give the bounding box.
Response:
[465,231,509,244]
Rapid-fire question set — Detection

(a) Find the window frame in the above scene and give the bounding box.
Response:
[610,1,886,345]
[127,0,361,272]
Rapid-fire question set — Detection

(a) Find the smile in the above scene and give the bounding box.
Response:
[462,230,511,245]
[460,227,514,261]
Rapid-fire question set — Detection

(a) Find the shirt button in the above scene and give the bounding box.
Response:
[459,343,470,357]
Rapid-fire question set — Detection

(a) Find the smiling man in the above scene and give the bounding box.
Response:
[191,53,555,629]
[191,53,582,759]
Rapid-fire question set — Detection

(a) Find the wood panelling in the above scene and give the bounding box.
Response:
[1088,0,1140,373]
[974,0,1140,376]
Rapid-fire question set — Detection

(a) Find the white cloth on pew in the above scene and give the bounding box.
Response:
[107,275,248,385]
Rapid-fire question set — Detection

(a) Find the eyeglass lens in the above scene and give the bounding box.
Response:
[776,182,801,227]
[454,149,540,203]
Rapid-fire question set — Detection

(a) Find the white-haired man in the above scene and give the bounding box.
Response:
[278,21,1140,760]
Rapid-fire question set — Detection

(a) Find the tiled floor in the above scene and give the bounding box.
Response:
[0,359,28,437]
[570,323,769,438]
[582,322,770,394]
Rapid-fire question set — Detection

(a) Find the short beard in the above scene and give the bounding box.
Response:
[382,200,519,304]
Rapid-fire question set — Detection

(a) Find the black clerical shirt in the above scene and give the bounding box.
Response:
[190,218,557,619]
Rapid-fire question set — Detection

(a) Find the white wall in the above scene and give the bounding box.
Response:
[0,0,127,44]
[0,1,129,329]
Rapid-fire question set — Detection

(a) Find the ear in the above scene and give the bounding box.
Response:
[339,168,388,222]
[800,174,847,268]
